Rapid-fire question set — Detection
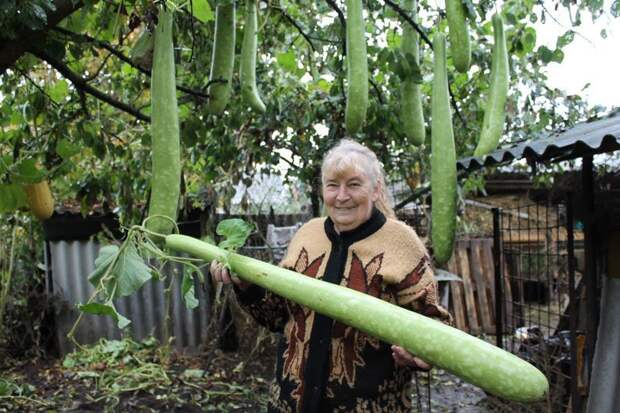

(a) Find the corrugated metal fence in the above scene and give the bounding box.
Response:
[46,240,211,355]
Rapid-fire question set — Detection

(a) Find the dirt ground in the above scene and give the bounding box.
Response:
[0,330,496,413]
[0,338,273,412]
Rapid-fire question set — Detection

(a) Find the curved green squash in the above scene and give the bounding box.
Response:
[166,234,549,402]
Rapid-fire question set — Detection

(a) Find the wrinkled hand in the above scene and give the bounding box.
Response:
[209,261,250,291]
[391,345,432,371]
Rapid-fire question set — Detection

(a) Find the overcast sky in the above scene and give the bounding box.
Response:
[535,4,619,110]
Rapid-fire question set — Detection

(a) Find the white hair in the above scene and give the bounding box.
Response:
[321,139,395,218]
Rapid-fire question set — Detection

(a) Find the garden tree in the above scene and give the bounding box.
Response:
[0,0,616,223]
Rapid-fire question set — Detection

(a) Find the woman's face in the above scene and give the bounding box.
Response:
[322,166,379,233]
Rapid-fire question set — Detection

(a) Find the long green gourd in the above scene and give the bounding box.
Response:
[240,0,266,113]
[146,7,180,236]
[207,3,236,114]
[165,234,549,402]
[400,0,425,146]
[446,0,471,72]
[345,0,368,134]
[474,13,509,157]
[431,33,457,265]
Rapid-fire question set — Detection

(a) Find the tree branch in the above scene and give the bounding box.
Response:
[31,47,150,122]
[324,0,347,54]
[448,83,468,129]
[52,27,210,100]
[369,77,384,105]
[0,0,85,73]
[275,7,317,52]
[384,0,467,128]
[325,0,346,29]
[15,68,61,109]
[383,0,433,48]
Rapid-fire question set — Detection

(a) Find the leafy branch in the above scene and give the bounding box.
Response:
[30,46,151,122]
[52,27,211,99]
[383,0,433,48]
[274,7,317,52]
[68,217,254,349]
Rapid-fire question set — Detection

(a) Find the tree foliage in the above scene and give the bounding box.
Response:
[0,0,616,221]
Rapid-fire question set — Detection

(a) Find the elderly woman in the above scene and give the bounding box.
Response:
[211,139,451,412]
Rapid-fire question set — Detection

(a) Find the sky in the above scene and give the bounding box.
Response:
[534,4,619,110]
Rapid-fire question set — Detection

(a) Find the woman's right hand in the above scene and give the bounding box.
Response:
[209,260,251,291]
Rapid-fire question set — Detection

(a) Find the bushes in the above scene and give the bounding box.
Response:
[0,214,55,359]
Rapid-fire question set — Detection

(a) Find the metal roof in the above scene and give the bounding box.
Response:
[47,240,211,354]
[457,112,620,172]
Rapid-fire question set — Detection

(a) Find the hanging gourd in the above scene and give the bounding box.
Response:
[446,0,471,72]
[146,6,181,236]
[344,0,368,134]
[400,0,425,146]
[207,2,236,114]
[24,180,54,220]
[431,32,457,265]
[474,13,509,157]
[240,0,266,113]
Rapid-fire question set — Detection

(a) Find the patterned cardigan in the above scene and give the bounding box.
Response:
[235,208,451,413]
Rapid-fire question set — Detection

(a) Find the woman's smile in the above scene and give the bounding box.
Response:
[322,167,380,233]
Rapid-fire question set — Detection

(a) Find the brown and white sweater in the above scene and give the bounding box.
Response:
[236,208,451,413]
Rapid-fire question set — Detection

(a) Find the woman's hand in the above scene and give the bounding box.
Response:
[391,345,432,371]
[209,261,251,291]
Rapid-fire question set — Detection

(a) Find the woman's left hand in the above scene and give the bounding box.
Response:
[391,345,432,371]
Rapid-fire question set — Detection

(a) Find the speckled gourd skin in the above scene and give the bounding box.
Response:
[166,234,549,402]
[400,0,425,146]
[146,7,180,236]
[446,0,471,72]
[431,33,457,265]
[474,14,509,157]
[240,0,266,113]
[344,0,368,134]
[206,3,236,114]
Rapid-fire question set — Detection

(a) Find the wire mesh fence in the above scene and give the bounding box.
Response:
[488,199,584,413]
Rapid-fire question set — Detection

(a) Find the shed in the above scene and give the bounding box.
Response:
[455,110,620,413]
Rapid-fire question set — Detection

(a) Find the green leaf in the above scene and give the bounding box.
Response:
[386,31,401,49]
[190,0,214,22]
[14,159,46,184]
[88,245,120,288]
[537,45,553,63]
[110,245,152,298]
[62,356,76,368]
[556,30,575,48]
[56,138,81,159]
[0,155,12,174]
[47,79,69,103]
[587,0,604,14]
[276,51,297,73]
[387,50,421,82]
[311,79,331,93]
[521,27,537,54]
[182,268,199,309]
[462,0,477,20]
[79,302,131,329]
[551,49,564,63]
[217,218,254,251]
[612,0,620,17]
[121,63,136,75]
[0,184,28,213]
[88,244,152,298]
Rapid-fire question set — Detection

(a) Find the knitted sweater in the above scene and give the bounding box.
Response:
[236,208,451,413]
